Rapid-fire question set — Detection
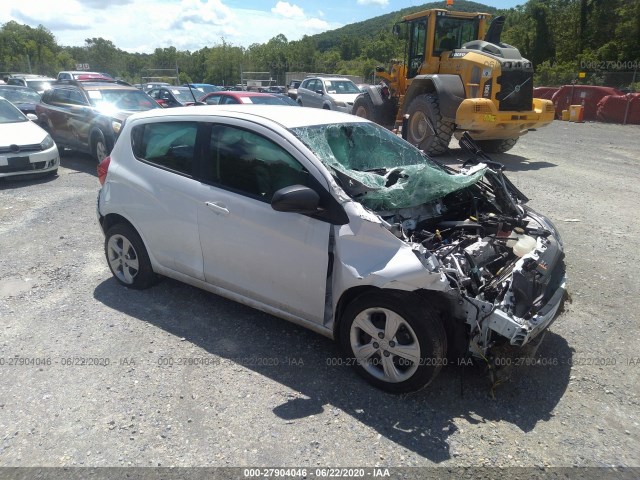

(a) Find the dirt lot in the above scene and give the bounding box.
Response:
[1,120,639,471]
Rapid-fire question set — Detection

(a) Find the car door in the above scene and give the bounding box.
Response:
[41,88,74,146]
[195,120,331,323]
[304,79,320,108]
[125,120,205,279]
[65,87,92,152]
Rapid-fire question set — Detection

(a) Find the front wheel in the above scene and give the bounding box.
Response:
[406,93,454,156]
[339,291,447,393]
[104,223,156,289]
[92,130,110,163]
[476,137,519,153]
[352,94,380,123]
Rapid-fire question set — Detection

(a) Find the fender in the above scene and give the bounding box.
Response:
[358,85,385,106]
[403,74,465,122]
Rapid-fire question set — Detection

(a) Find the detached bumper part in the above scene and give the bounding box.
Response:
[487,277,566,346]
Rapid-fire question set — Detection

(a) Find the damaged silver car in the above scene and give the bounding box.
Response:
[97,105,566,393]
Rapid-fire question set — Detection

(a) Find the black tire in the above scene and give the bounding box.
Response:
[476,137,519,153]
[352,94,380,123]
[406,93,454,156]
[338,290,447,393]
[104,223,156,290]
[297,99,303,107]
[92,130,109,163]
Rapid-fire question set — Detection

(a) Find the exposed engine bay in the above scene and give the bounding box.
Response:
[301,121,567,360]
[373,158,566,358]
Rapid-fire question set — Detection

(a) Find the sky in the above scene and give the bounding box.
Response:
[3,0,524,53]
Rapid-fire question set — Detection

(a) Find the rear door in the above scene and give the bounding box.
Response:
[65,87,92,152]
[122,120,205,279]
[305,79,322,108]
[40,88,74,146]
[195,119,331,323]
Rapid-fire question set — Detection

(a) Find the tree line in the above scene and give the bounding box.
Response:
[1,0,638,89]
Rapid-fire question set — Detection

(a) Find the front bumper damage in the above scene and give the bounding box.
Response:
[467,276,566,349]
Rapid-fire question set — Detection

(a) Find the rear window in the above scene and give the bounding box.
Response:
[131,122,198,176]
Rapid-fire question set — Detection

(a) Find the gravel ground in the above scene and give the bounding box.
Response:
[0,120,639,471]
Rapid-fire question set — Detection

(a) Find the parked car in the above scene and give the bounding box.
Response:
[0,85,42,115]
[265,85,286,94]
[5,75,56,94]
[0,98,59,178]
[97,105,566,393]
[142,82,171,92]
[147,86,199,107]
[287,79,301,100]
[184,83,222,95]
[36,78,160,162]
[199,91,300,106]
[57,71,114,81]
[296,77,362,113]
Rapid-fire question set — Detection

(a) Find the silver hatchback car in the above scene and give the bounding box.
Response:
[97,105,566,393]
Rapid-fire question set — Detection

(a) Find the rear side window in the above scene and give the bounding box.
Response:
[51,89,71,105]
[205,95,222,105]
[131,122,198,176]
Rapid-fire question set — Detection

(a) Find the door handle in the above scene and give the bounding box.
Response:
[205,201,230,216]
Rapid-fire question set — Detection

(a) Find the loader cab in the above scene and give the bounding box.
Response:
[403,9,489,79]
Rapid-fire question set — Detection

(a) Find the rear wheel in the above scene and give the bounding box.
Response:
[476,137,519,153]
[339,291,447,393]
[406,93,454,156]
[105,223,156,289]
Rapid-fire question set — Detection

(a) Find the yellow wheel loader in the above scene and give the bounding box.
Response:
[353,9,555,155]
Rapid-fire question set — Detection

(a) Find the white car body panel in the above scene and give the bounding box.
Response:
[0,111,59,178]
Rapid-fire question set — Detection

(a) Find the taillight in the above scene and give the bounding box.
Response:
[97,156,111,185]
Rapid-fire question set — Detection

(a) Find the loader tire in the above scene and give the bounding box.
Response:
[476,137,519,153]
[352,94,381,123]
[406,93,454,156]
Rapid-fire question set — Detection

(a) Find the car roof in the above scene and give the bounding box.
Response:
[125,104,368,129]
[58,82,138,91]
[308,76,352,82]
[0,85,34,91]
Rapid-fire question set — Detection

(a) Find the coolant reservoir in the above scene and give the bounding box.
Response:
[513,234,537,257]
[506,227,537,257]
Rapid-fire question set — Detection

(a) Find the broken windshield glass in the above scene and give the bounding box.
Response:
[291,122,486,210]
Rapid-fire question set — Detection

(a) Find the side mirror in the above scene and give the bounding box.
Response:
[392,24,401,37]
[26,113,38,121]
[315,89,324,95]
[271,185,320,214]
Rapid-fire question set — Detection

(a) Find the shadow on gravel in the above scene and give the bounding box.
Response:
[94,277,572,463]
[441,148,558,172]
[0,172,58,189]
[60,150,98,176]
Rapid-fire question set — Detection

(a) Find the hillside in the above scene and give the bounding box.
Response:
[310,0,499,52]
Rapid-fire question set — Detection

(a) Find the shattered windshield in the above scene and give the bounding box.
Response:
[291,122,486,210]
